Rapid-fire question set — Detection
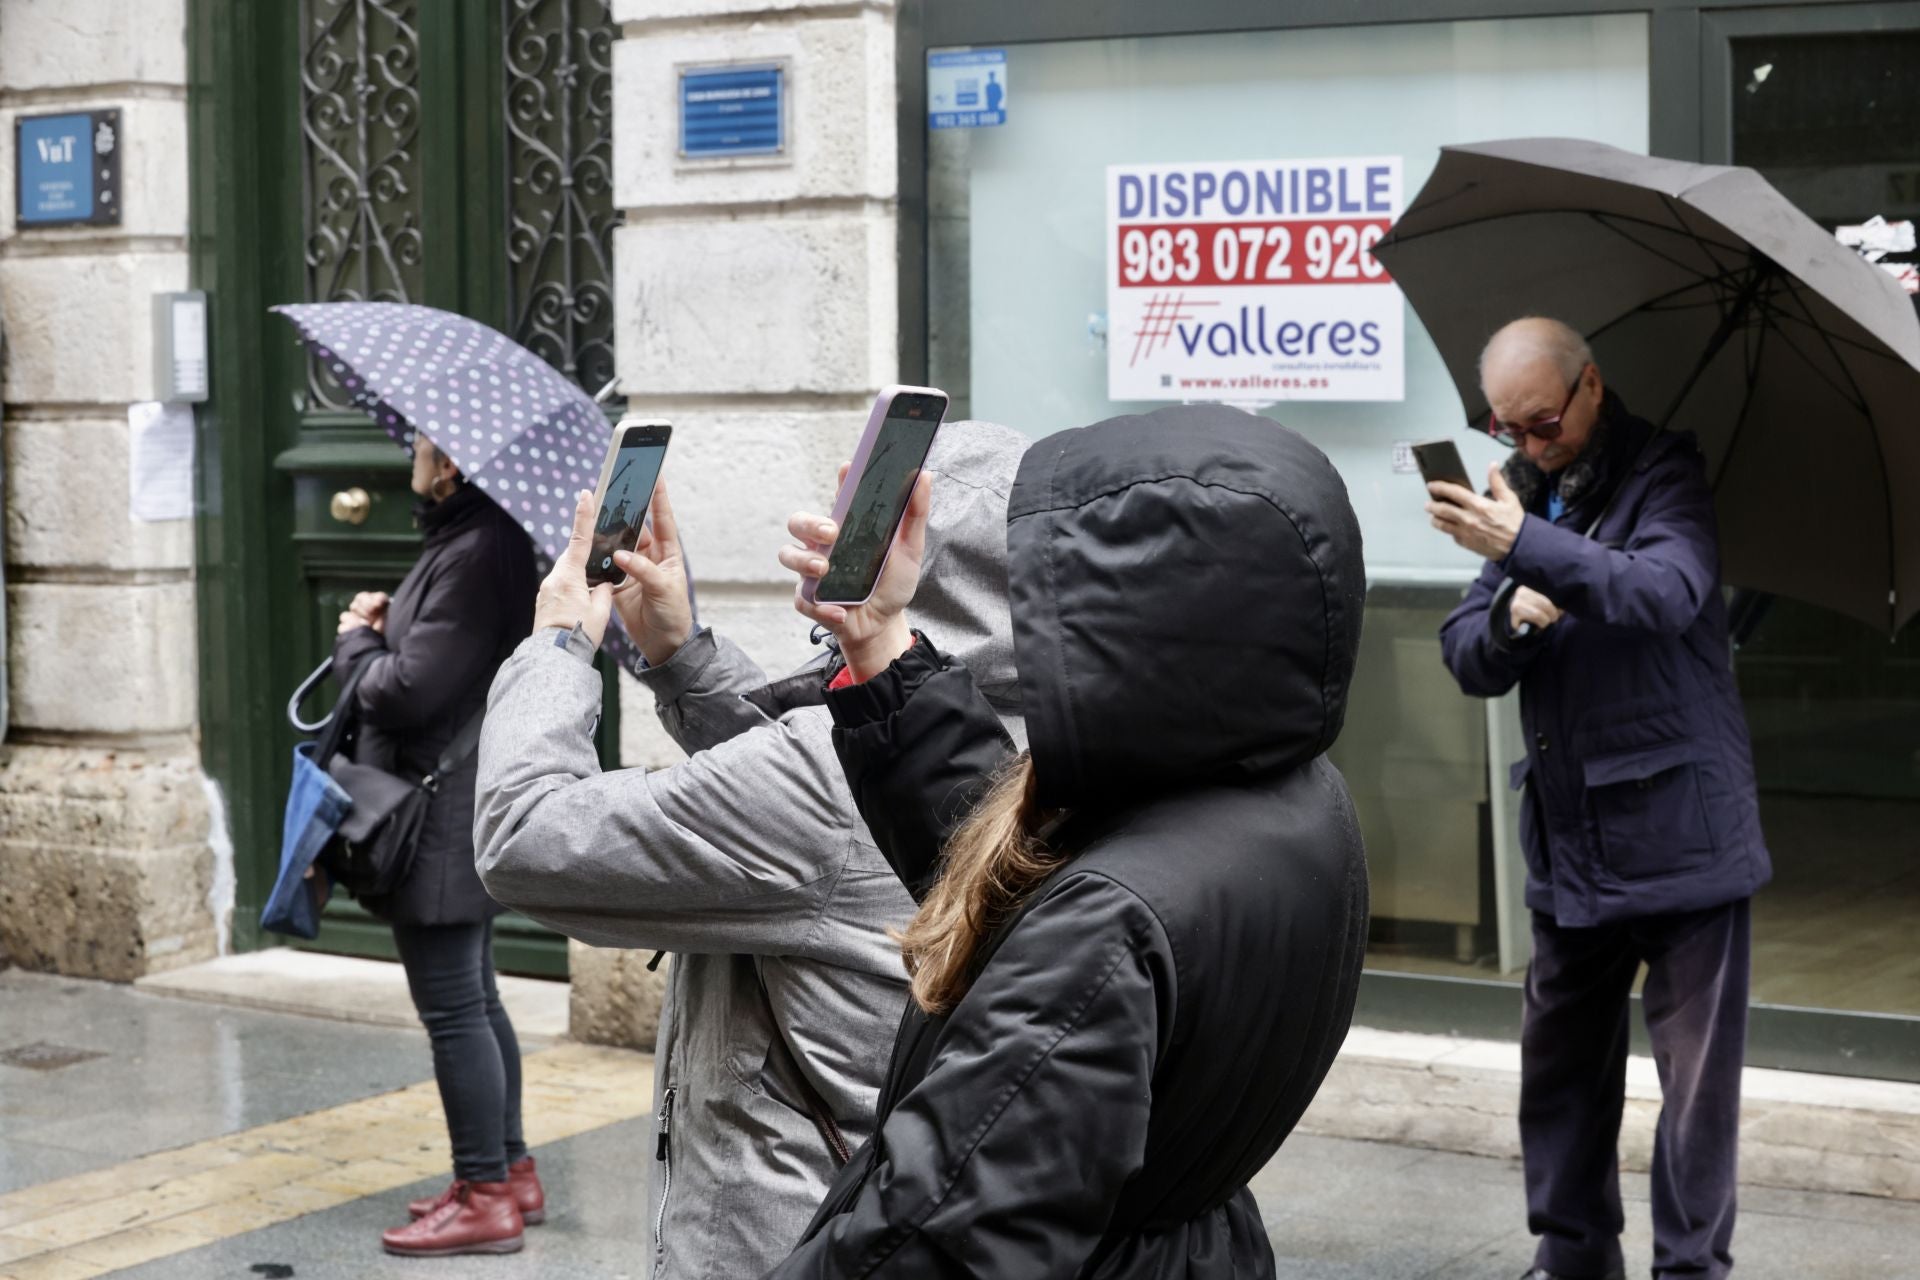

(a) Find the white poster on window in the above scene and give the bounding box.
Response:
[1106,156,1404,403]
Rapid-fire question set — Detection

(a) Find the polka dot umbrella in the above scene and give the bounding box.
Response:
[271,301,681,667]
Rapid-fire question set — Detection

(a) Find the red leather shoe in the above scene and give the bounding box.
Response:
[409,1158,545,1225]
[406,1183,456,1221]
[383,1180,523,1257]
[509,1156,546,1226]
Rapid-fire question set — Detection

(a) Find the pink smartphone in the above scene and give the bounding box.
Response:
[803,385,950,606]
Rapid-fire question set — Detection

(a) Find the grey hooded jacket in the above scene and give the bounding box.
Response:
[473,423,1026,1280]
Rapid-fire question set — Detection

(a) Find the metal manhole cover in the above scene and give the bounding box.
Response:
[0,1042,105,1071]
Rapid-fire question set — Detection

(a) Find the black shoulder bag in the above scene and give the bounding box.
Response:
[311,660,484,901]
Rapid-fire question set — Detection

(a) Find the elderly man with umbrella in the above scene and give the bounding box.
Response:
[1382,139,1920,1280]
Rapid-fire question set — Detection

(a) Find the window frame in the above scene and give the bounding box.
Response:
[894,0,1920,1081]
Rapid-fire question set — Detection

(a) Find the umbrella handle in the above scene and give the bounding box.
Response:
[288,658,337,734]
[1488,577,1535,641]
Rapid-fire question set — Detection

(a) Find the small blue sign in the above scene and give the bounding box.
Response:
[929,49,1007,130]
[16,110,120,227]
[680,65,784,159]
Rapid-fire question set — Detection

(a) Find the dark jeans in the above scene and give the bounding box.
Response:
[1521,898,1750,1280]
[391,919,527,1183]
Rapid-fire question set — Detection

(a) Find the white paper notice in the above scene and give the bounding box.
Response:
[128,401,195,522]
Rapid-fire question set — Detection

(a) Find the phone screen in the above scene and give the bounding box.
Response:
[588,426,670,585]
[816,394,945,602]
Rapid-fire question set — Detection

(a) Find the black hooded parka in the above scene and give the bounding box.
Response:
[768,406,1371,1279]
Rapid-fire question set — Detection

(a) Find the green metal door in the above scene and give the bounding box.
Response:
[191,0,621,975]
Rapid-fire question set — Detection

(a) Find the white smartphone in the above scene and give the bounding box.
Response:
[587,418,672,587]
[803,386,950,606]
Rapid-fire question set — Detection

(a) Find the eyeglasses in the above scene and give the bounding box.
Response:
[1484,368,1586,447]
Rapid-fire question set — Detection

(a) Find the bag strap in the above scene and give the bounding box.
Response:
[424,708,487,792]
[311,661,371,767]
[754,960,851,1167]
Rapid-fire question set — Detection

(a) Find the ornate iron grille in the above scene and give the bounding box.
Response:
[299,0,423,408]
[504,0,618,395]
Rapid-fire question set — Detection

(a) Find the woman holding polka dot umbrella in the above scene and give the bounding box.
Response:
[272,300,629,1258]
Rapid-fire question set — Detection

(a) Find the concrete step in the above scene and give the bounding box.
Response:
[134,949,570,1044]
[1303,1026,1920,1202]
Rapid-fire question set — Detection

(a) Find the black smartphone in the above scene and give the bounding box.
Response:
[1412,439,1473,492]
[587,419,672,587]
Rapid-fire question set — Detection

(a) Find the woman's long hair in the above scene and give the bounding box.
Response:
[896,752,1065,1014]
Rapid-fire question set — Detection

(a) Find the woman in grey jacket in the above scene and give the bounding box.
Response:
[333,432,541,1258]
[474,424,1028,1280]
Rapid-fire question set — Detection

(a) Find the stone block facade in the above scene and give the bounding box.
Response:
[0,0,900,1020]
[0,0,215,979]
[580,0,901,1043]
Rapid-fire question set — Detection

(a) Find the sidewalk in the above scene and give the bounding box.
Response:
[1,969,1914,1278]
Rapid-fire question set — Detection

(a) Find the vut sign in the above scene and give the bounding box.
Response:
[15,109,121,228]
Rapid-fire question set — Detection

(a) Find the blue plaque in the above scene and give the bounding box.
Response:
[16,109,121,227]
[680,65,784,159]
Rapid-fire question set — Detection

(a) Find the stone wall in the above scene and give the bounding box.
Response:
[0,0,215,979]
[573,0,900,1044]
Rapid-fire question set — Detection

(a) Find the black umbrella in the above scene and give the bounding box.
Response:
[1376,137,1920,631]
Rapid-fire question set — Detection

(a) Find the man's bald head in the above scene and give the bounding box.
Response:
[1479,316,1592,390]
[1478,317,1604,473]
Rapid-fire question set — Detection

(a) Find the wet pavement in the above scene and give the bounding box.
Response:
[2,970,1915,1278]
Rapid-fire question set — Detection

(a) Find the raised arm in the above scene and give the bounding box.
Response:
[825,637,1014,901]
[634,626,781,755]
[474,626,889,956]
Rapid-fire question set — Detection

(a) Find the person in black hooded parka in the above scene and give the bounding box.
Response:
[768,405,1370,1278]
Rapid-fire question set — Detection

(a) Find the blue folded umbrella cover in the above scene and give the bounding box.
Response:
[261,743,354,939]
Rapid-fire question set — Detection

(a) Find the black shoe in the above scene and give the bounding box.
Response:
[1521,1269,1626,1280]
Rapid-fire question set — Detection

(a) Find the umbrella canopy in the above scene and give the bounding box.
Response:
[272,302,611,554]
[270,302,691,660]
[1375,137,1920,631]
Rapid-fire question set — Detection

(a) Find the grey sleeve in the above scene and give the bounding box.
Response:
[636,627,779,755]
[475,628,876,956]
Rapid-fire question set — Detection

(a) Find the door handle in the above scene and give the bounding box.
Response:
[329,487,371,525]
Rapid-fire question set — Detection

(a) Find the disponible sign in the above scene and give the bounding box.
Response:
[1106,156,1404,403]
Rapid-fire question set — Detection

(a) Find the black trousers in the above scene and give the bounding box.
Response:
[1522,898,1750,1280]
[391,919,527,1183]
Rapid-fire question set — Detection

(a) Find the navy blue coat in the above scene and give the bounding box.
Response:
[1439,401,1770,926]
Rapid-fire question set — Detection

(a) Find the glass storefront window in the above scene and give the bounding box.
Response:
[928,14,1650,982]
[1730,30,1920,1017]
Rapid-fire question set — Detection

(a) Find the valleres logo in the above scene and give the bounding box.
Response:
[1177,307,1384,360]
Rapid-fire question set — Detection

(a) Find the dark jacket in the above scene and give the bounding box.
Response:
[1439,394,1771,927]
[769,406,1371,1279]
[333,483,538,925]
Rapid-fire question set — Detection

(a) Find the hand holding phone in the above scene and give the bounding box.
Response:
[587,419,673,587]
[608,482,694,667]
[1412,439,1473,494]
[801,387,949,606]
[781,469,934,682]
